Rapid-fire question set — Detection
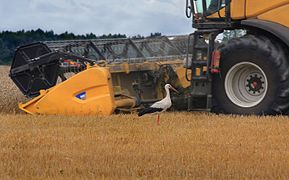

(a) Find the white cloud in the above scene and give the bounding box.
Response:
[0,0,192,36]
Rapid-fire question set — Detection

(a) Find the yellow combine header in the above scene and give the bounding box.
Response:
[19,65,116,115]
[10,36,196,115]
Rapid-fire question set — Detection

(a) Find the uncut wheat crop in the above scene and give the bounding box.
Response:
[1,66,289,179]
[0,66,26,114]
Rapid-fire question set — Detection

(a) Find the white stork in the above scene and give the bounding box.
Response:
[138,84,179,125]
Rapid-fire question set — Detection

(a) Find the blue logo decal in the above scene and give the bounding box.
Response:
[76,92,86,100]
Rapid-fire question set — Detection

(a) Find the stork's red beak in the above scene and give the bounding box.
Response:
[170,86,179,94]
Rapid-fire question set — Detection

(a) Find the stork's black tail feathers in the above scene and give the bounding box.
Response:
[138,107,163,116]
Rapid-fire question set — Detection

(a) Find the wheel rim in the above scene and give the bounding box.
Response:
[225,62,268,108]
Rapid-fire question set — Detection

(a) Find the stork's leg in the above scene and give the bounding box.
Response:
[157,114,160,125]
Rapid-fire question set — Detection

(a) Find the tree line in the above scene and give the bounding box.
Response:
[0,29,140,65]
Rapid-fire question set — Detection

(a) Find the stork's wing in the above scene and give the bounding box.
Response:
[151,98,171,109]
[151,101,164,109]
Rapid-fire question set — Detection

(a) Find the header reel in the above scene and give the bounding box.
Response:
[10,43,95,98]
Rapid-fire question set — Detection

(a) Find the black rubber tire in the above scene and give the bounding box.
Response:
[212,35,289,115]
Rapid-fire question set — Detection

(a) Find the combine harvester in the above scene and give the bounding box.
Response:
[10,36,202,115]
[10,0,289,115]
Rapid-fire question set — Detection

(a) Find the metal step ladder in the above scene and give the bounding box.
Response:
[186,29,222,111]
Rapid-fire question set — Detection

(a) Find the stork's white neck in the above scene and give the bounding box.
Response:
[165,86,170,99]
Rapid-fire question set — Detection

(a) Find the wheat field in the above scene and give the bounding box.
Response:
[1,66,289,179]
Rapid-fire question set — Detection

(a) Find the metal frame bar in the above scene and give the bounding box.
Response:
[44,36,189,62]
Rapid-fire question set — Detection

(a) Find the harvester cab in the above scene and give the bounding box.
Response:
[186,0,232,27]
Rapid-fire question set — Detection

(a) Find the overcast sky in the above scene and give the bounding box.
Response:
[0,0,193,36]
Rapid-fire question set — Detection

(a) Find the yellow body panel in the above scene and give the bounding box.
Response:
[209,0,289,22]
[258,4,289,28]
[231,0,246,19]
[19,66,116,116]
[246,0,289,18]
